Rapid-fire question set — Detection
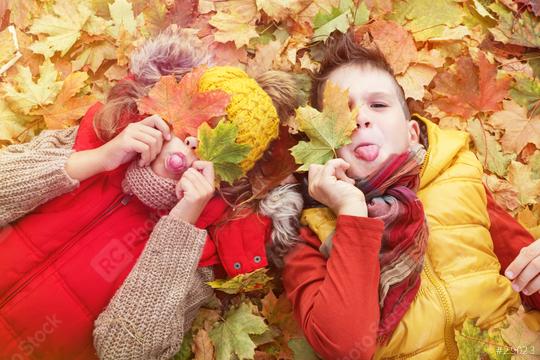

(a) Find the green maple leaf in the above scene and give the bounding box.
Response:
[312,0,355,42]
[209,303,268,360]
[455,319,511,360]
[207,268,273,295]
[510,75,540,116]
[467,118,515,177]
[197,121,251,185]
[290,81,357,171]
[489,3,540,48]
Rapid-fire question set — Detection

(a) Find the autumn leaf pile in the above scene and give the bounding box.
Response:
[1,0,540,358]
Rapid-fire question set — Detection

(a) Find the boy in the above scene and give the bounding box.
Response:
[283,32,540,359]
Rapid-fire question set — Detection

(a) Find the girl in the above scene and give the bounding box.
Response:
[0,28,302,360]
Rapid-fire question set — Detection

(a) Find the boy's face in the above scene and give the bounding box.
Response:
[326,64,420,179]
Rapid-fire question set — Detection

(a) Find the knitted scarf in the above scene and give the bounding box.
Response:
[310,143,428,342]
[122,162,178,210]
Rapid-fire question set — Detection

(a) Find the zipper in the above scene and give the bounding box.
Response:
[0,193,132,309]
[422,257,459,360]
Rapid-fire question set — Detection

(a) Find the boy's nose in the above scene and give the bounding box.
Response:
[356,116,372,129]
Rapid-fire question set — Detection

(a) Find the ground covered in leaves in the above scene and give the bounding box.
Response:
[1,0,540,359]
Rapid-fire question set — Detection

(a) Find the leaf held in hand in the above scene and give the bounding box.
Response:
[290,81,357,171]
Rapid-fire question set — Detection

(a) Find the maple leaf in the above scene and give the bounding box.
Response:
[32,71,96,129]
[0,99,27,145]
[483,174,521,212]
[290,81,357,171]
[261,291,301,340]
[138,68,231,138]
[71,39,117,73]
[507,160,540,206]
[489,100,540,154]
[207,268,273,295]
[387,0,465,41]
[209,302,268,360]
[455,318,511,360]
[432,52,511,119]
[396,64,436,101]
[516,0,540,17]
[517,205,540,239]
[510,75,540,116]
[489,3,540,49]
[2,60,63,115]
[209,0,259,48]
[288,338,319,360]
[368,20,417,75]
[0,26,21,76]
[312,0,352,42]
[467,118,515,177]
[246,39,283,78]
[107,0,138,38]
[197,121,251,184]
[28,0,92,58]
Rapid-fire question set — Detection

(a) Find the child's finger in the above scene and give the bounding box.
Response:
[335,166,355,184]
[322,159,350,180]
[183,169,214,195]
[140,126,165,151]
[522,274,540,296]
[511,257,540,293]
[132,132,159,165]
[505,241,540,280]
[130,140,151,166]
[192,161,215,186]
[140,114,172,141]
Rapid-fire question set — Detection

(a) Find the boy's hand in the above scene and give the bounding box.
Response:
[97,114,172,171]
[505,239,540,295]
[169,161,216,224]
[308,159,368,217]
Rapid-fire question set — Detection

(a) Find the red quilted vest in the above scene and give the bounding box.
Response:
[0,104,162,359]
[0,103,273,359]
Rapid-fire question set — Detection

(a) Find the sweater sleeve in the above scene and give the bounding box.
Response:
[0,127,80,226]
[282,215,384,360]
[485,186,540,310]
[93,215,214,360]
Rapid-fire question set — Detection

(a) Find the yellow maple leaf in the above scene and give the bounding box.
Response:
[0,100,27,144]
[507,161,540,207]
[28,0,93,58]
[32,72,96,129]
[255,0,311,21]
[2,60,63,115]
[489,100,540,155]
[0,26,22,76]
[396,64,437,101]
[209,0,259,48]
[71,40,117,73]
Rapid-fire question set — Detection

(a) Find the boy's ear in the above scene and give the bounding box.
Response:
[408,120,420,144]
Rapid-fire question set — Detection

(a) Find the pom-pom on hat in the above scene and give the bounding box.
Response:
[199,66,280,173]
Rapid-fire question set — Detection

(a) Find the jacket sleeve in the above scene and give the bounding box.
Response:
[93,216,214,360]
[0,127,80,227]
[283,215,384,360]
[485,186,540,310]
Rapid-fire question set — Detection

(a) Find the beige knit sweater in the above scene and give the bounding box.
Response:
[0,127,214,360]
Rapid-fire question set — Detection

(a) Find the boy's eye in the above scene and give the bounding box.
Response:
[370,103,387,108]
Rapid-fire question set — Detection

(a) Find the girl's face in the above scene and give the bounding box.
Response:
[150,135,199,180]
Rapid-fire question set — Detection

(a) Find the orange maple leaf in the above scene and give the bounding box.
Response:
[137,67,231,138]
[432,52,511,118]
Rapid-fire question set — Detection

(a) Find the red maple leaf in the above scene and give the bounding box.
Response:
[137,67,231,138]
[432,52,511,118]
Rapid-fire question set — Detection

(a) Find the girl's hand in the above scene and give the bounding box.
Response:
[308,159,368,217]
[169,161,216,224]
[97,115,172,171]
[506,239,540,295]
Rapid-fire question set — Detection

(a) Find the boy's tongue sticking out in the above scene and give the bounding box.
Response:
[354,144,380,162]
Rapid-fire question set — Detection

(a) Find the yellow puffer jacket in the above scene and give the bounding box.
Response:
[302,116,539,359]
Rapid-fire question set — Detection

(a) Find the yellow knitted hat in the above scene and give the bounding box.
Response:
[199,66,280,173]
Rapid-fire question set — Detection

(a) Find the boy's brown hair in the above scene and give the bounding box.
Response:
[311,31,410,120]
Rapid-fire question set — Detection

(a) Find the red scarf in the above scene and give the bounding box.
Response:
[355,143,428,342]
